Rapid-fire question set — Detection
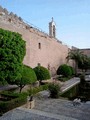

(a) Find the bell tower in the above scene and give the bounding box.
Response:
[49,17,56,38]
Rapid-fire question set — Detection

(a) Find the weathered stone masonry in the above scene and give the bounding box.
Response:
[0,6,72,75]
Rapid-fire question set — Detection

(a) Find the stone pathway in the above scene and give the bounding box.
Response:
[33,97,90,120]
[0,107,77,120]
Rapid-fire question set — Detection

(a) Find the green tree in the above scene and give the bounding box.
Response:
[0,28,26,84]
[66,49,83,75]
[14,65,37,92]
[69,66,75,75]
[34,66,51,85]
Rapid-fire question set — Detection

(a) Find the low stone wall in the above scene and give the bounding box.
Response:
[61,84,79,99]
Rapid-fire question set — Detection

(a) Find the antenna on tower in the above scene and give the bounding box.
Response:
[52,17,54,22]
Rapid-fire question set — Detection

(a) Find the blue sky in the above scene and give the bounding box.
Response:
[0,0,90,49]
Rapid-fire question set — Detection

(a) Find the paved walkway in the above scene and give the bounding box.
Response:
[33,97,90,120]
[0,107,77,120]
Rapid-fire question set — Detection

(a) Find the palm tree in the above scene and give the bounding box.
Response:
[66,49,83,75]
[78,55,90,72]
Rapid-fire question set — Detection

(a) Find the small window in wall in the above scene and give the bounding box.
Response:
[38,63,41,66]
[38,43,41,49]
[8,18,12,22]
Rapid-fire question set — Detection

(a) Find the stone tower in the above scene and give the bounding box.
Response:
[49,17,56,38]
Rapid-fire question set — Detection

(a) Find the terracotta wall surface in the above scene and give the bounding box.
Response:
[0,10,72,75]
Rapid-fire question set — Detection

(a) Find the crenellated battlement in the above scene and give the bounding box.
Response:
[0,6,65,45]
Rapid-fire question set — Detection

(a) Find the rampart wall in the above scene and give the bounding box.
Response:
[80,49,90,57]
[0,6,72,75]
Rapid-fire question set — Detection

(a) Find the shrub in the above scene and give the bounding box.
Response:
[69,66,75,75]
[28,84,49,96]
[34,66,51,82]
[57,64,72,77]
[48,83,60,98]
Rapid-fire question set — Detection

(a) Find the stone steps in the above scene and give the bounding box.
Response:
[0,98,90,120]
[33,98,90,120]
[18,107,77,120]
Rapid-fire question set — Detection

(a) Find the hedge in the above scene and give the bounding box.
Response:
[0,84,49,115]
[0,92,27,115]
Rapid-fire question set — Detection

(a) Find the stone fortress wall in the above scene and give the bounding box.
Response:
[0,6,72,75]
[80,49,90,57]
